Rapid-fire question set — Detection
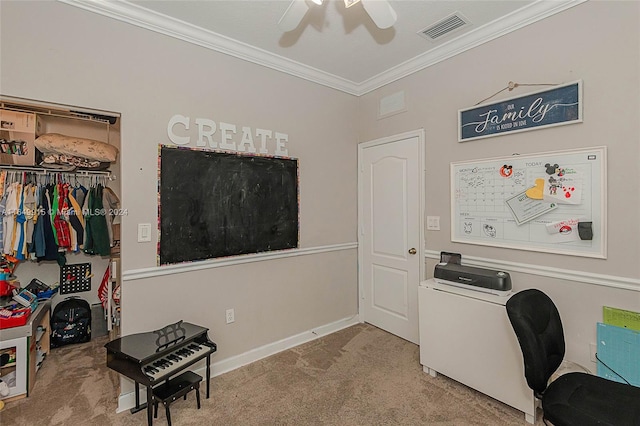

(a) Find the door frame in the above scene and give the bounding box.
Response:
[357,129,426,326]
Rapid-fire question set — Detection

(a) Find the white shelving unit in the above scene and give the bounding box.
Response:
[0,300,51,400]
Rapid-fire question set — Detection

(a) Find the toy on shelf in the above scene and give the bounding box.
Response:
[0,305,31,329]
[0,255,20,297]
[12,288,37,312]
[25,279,58,300]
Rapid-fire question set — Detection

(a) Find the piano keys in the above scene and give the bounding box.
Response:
[142,341,209,381]
[105,320,217,426]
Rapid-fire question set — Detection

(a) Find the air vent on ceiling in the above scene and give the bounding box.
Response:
[418,12,469,41]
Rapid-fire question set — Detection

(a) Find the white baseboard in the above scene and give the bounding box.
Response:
[115,314,361,413]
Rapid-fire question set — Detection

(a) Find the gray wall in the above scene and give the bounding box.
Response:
[357,0,640,369]
[1,0,638,389]
[0,0,360,367]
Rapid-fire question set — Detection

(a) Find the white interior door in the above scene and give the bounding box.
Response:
[358,130,424,344]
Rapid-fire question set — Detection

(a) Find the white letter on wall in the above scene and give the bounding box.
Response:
[238,126,257,153]
[219,122,237,150]
[255,129,272,154]
[195,118,217,148]
[275,132,289,156]
[167,114,191,145]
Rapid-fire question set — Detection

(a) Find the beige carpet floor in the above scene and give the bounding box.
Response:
[0,323,542,425]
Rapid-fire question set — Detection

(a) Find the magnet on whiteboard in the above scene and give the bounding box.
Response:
[578,222,593,240]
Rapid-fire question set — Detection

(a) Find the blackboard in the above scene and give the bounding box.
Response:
[159,146,299,265]
[451,147,606,258]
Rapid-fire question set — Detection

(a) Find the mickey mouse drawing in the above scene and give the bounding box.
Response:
[545,163,559,175]
[500,164,513,178]
[548,176,560,195]
[545,162,565,177]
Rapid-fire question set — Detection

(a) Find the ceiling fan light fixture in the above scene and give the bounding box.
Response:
[279,0,396,32]
[361,0,397,29]
[278,0,310,32]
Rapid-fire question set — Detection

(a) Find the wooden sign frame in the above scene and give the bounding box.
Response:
[459,80,583,142]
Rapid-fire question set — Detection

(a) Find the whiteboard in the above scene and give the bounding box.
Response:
[450,147,606,258]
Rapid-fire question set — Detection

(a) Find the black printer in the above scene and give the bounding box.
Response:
[434,263,512,296]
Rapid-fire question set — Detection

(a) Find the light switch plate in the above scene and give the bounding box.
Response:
[427,216,440,231]
[138,223,152,242]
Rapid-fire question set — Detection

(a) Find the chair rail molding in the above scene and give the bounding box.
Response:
[424,250,640,292]
[124,242,358,281]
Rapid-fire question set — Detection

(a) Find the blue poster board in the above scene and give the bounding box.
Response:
[459,80,582,142]
[597,323,640,387]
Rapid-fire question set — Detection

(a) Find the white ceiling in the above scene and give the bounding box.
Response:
[60,0,584,95]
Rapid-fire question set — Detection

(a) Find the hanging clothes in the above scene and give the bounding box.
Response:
[30,184,46,259]
[23,184,37,254]
[54,183,71,250]
[68,190,84,250]
[0,169,114,259]
[48,184,59,245]
[3,182,21,256]
[13,181,27,260]
[84,184,110,256]
[103,186,121,247]
[0,191,7,254]
[37,184,59,261]
[0,171,6,199]
[73,184,88,210]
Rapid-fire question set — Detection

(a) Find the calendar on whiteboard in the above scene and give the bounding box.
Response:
[450,147,606,258]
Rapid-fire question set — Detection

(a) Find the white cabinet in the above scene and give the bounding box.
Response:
[0,337,27,400]
[0,301,51,400]
[418,279,536,424]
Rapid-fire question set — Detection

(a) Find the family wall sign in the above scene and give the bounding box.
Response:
[458,80,583,142]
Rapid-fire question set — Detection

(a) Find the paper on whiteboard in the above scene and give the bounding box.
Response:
[505,189,558,225]
[545,218,582,242]
[542,168,583,205]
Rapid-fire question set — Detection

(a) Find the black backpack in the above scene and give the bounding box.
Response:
[50,297,91,348]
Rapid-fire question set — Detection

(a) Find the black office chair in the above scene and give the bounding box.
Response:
[506,288,640,426]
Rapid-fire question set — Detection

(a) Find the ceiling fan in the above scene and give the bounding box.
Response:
[278,0,398,32]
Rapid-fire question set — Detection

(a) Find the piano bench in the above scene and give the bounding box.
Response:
[152,371,202,426]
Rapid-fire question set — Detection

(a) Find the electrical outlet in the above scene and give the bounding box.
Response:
[590,343,597,362]
[226,308,235,324]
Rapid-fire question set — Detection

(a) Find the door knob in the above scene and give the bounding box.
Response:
[408,248,417,255]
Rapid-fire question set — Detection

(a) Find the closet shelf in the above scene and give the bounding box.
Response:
[0,165,115,180]
[1,98,119,126]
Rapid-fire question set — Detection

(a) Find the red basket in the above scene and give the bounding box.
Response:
[0,280,15,297]
[0,307,31,329]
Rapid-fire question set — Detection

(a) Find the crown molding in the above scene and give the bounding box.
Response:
[57,0,361,95]
[357,0,588,94]
[57,0,586,96]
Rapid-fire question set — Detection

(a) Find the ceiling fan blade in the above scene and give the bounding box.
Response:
[361,0,397,29]
[278,0,310,32]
